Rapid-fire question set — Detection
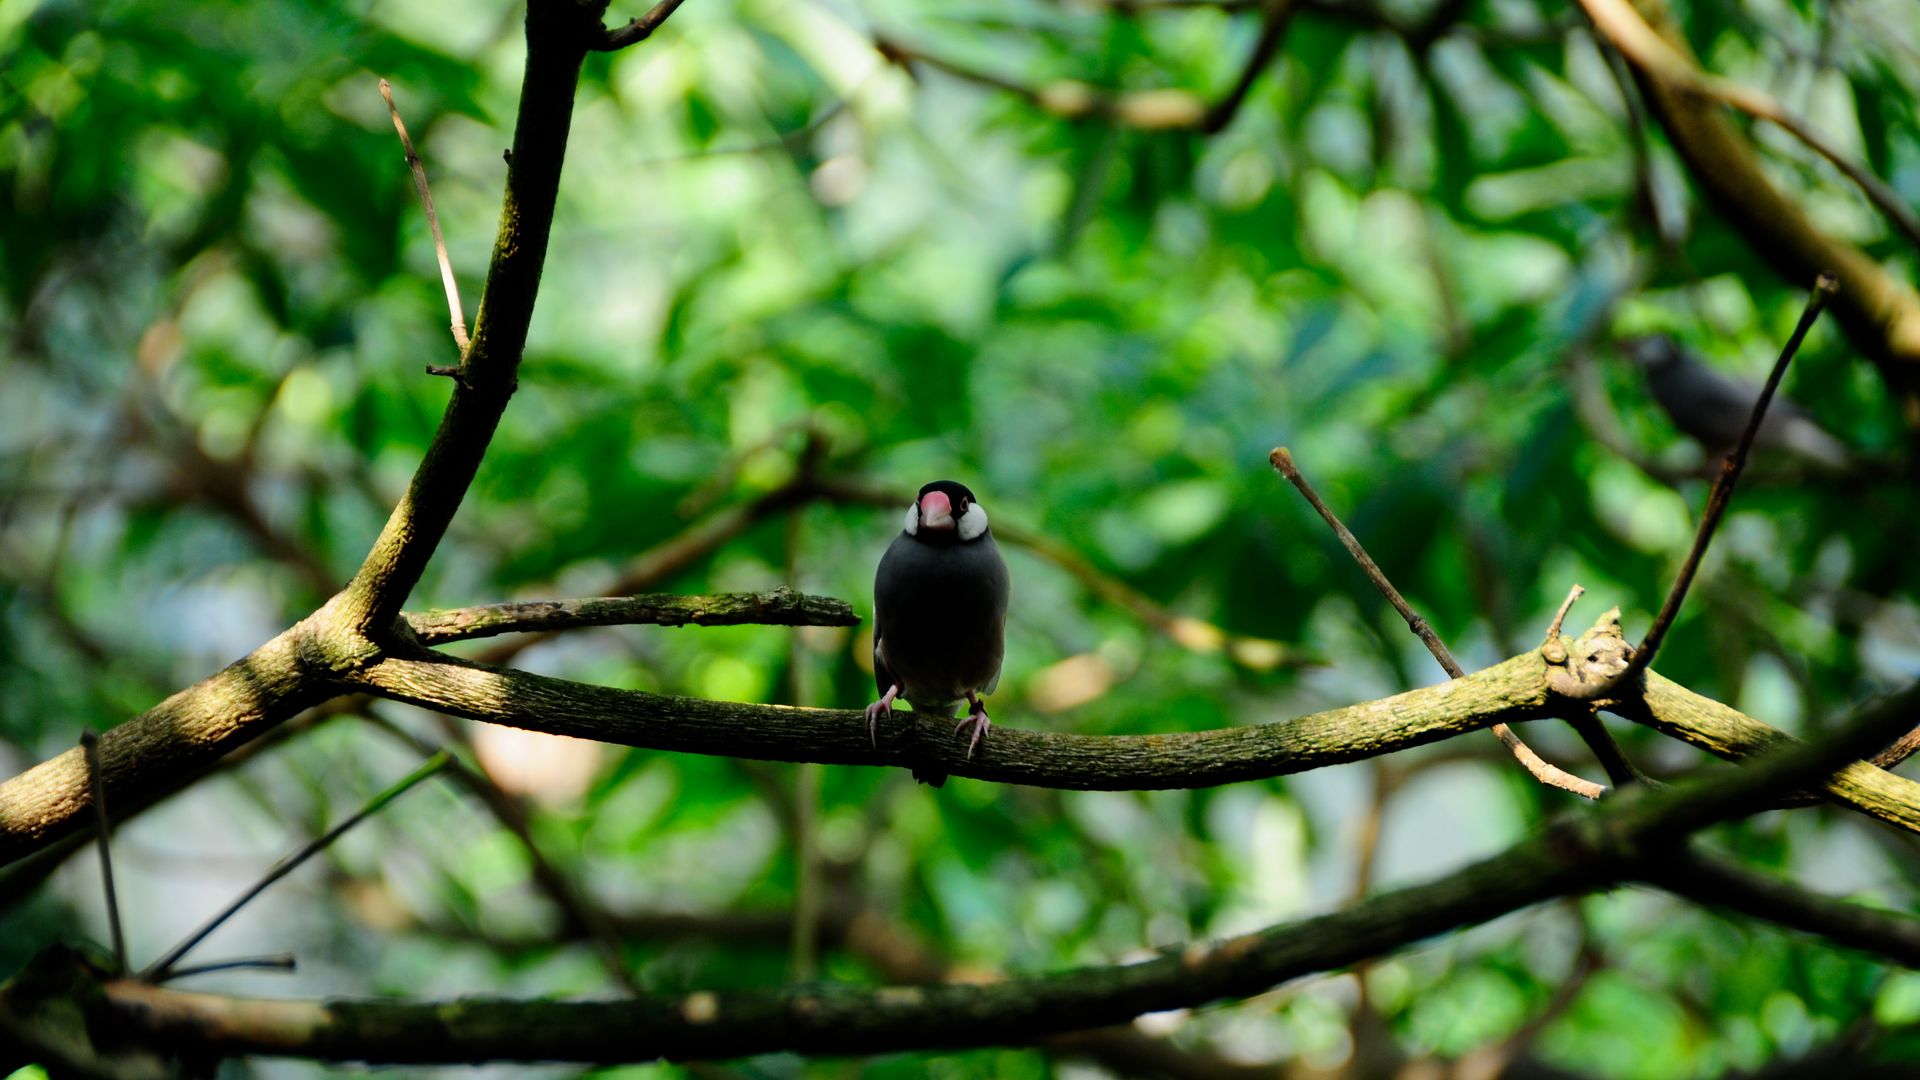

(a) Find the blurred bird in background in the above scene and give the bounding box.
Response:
[1623,334,1852,470]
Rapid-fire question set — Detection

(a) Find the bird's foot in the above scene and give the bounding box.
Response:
[866,685,899,747]
[955,696,991,760]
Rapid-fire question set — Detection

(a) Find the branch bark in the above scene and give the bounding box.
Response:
[24,709,1920,1066]
[346,647,1558,790]
[403,587,857,645]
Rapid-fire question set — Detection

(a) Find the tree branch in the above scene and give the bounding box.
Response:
[402,587,857,646]
[349,646,1559,790]
[1642,850,1920,967]
[1620,672,1920,833]
[333,0,609,640]
[21,828,1600,1063]
[0,622,333,869]
[593,0,692,51]
[36,708,1920,1066]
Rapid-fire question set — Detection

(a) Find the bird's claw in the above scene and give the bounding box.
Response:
[866,685,900,748]
[954,702,991,760]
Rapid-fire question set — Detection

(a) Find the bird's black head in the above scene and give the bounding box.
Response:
[903,480,989,543]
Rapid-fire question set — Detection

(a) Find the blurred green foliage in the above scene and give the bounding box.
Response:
[4,0,1920,1076]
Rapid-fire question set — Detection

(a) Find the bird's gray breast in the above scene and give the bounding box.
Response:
[873,532,1009,709]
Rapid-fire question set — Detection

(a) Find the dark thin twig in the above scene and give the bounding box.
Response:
[1619,274,1838,685]
[595,0,691,51]
[156,954,298,983]
[1201,0,1298,134]
[142,753,451,981]
[80,730,127,974]
[1269,448,1607,800]
[380,79,468,355]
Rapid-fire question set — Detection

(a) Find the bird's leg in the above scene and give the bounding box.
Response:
[866,684,899,747]
[955,691,992,759]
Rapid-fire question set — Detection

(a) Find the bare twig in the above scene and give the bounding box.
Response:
[1543,584,1585,645]
[75,712,1920,1065]
[1619,275,1838,684]
[380,79,468,355]
[404,588,857,646]
[80,731,127,975]
[156,954,297,983]
[142,753,450,981]
[594,0,691,51]
[1200,0,1299,134]
[1269,447,1606,800]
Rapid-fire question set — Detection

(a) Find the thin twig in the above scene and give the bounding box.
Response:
[595,0,692,51]
[80,730,127,975]
[380,79,469,355]
[1619,274,1838,685]
[1269,448,1606,800]
[156,954,298,983]
[142,753,451,981]
[1544,584,1585,645]
[1201,0,1299,134]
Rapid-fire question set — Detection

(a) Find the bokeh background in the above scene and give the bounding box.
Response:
[5,0,1920,1075]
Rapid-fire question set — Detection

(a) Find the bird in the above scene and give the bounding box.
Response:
[1622,335,1851,469]
[868,480,1011,786]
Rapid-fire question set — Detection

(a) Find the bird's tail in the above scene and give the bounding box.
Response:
[1777,418,1852,471]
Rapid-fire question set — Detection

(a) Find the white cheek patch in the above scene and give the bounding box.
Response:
[957,502,989,540]
[903,502,920,536]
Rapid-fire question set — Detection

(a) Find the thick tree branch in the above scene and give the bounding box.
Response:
[0,0,638,872]
[30,709,1920,1066]
[334,0,609,639]
[0,621,334,868]
[1621,672,1920,833]
[349,647,1559,789]
[403,587,857,646]
[1643,850,1920,967]
[18,830,1598,1063]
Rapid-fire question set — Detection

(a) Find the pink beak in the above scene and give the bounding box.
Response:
[919,490,955,530]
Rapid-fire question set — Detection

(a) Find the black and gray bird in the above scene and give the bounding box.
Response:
[868,480,1011,786]
[1623,335,1850,469]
